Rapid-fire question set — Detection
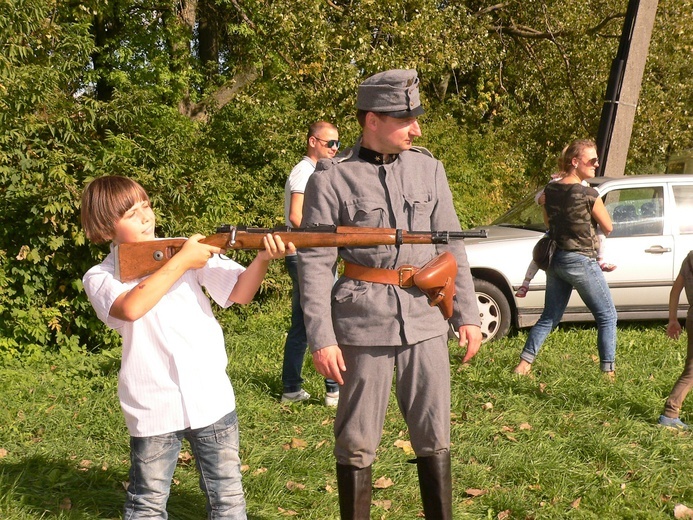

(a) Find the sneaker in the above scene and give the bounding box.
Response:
[658,415,689,430]
[325,391,339,407]
[281,389,311,403]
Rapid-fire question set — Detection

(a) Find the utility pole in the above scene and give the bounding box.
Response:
[595,0,658,177]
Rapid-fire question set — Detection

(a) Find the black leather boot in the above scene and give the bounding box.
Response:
[336,463,372,520]
[416,451,452,519]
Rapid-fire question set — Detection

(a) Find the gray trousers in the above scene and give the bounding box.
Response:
[333,335,451,468]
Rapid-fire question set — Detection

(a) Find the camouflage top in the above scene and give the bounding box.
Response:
[544,182,599,258]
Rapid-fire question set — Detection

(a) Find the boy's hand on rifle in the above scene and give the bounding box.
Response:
[178,234,223,270]
[256,234,296,261]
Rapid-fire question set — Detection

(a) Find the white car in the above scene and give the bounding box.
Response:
[463,174,693,342]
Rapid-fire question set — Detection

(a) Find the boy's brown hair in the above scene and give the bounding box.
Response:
[81,176,149,244]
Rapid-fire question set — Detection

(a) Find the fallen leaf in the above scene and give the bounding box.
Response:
[571,497,581,509]
[501,426,514,432]
[172,478,180,485]
[539,383,547,393]
[278,507,298,516]
[286,481,306,491]
[504,434,518,442]
[316,440,328,449]
[374,476,394,489]
[674,504,693,519]
[178,451,193,464]
[465,488,487,497]
[394,439,414,455]
[482,402,493,411]
[0,448,8,458]
[321,418,332,426]
[79,459,92,469]
[372,499,392,510]
[59,498,72,510]
[252,467,268,476]
[240,464,250,472]
[497,509,511,519]
[290,438,308,449]
[324,484,334,493]
[590,354,599,363]
[519,423,532,430]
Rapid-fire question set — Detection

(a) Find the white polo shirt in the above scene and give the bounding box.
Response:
[83,246,245,437]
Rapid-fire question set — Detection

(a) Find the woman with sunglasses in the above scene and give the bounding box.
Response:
[514,139,617,379]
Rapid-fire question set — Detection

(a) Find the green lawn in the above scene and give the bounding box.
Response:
[1,297,691,519]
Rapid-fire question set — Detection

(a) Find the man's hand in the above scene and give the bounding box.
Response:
[667,320,682,340]
[457,324,482,363]
[312,345,346,386]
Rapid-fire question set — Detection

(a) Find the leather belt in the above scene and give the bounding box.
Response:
[343,261,418,288]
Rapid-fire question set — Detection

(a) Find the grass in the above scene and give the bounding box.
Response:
[0,295,692,519]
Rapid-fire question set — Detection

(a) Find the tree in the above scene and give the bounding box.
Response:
[1,0,691,354]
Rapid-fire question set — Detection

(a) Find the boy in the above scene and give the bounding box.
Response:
[658,251,693,431]
[81,175,293,518]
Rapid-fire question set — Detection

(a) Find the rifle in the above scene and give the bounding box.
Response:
[114,224,488,282]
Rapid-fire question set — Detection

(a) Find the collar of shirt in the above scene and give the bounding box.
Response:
[358,146,399,165]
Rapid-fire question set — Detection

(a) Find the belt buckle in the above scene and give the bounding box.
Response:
[399,266,415,288]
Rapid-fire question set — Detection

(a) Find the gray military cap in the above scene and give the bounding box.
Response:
[356,69,425,118]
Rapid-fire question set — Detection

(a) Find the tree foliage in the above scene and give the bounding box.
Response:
[1,0,691,354]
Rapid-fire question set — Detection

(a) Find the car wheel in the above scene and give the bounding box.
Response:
[474,278,511,342]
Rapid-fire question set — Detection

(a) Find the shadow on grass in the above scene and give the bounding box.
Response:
[0,455,273,520]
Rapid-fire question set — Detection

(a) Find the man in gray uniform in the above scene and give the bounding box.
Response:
[297,69,482,519]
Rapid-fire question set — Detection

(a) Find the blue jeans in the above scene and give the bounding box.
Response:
[124,411,246,519]
[282,255,338,393]
[520,249,617,372]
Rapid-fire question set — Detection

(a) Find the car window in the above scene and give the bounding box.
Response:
[602,186,664,237]
[490,191,546,232]
[672,185,693,234]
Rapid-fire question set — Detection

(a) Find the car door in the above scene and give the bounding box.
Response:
[595,183,675,316]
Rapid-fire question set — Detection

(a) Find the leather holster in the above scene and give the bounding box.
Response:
[343,252,458,319]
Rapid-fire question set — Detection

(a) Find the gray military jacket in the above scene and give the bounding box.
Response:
[297,140,480,351]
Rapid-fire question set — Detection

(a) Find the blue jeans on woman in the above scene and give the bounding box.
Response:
[520,249,617,372]
[124,411,246,519]
[282,255,339,394]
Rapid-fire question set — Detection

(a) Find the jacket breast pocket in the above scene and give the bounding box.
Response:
[343,199,388,228]
[404,193,434,230]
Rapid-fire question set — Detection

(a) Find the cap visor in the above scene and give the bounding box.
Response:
[380,105,425,118]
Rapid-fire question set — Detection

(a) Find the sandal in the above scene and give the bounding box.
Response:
[515,286,529,298]
[599,262,617,272]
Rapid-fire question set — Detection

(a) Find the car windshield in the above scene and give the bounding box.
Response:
[490,191,547,232]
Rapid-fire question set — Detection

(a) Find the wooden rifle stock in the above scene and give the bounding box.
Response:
[114,225,488,282]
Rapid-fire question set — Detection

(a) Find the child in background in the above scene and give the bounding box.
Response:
[657,252,693,431]
[81,175,294,518]
[515,173,616,298]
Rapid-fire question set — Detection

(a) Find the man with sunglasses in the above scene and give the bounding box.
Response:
[297,70,481,519]
[281,121,341,406]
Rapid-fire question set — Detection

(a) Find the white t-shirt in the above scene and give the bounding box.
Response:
[284,156,316,257]
[283,156,316,226]
[83,245,245,437]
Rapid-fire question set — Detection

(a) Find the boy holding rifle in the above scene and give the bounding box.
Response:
[81,175,293,519]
